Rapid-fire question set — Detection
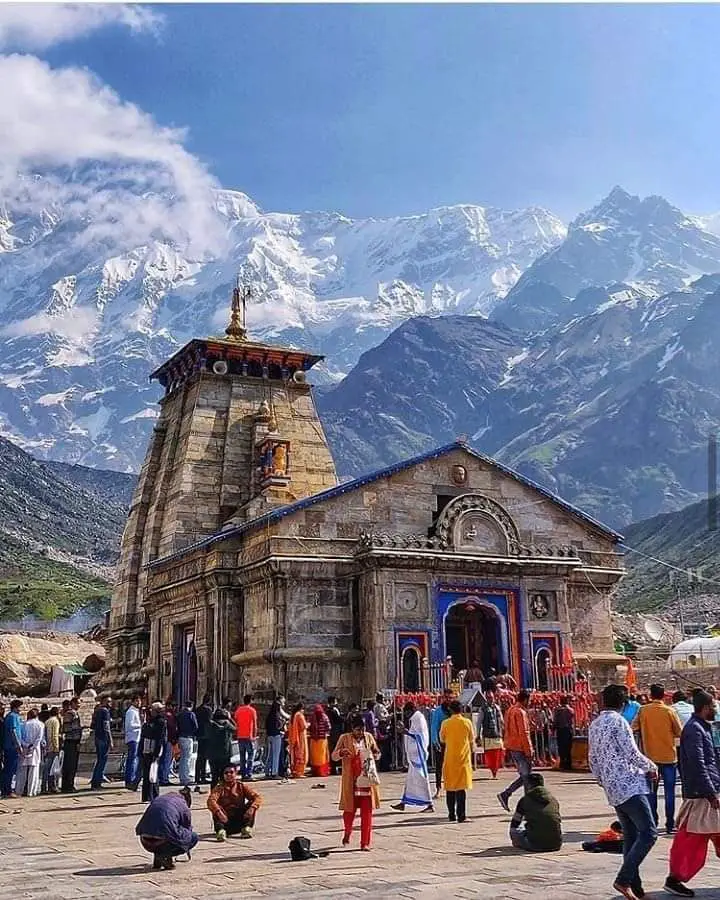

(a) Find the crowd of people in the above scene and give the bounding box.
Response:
[3,676,720,897]
[1,699,74,798]
[128,687,564,863]
[589,682,720,899]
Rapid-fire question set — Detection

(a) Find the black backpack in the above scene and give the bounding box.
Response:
[289,836,321,861]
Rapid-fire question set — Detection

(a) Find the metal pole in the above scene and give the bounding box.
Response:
[675,573,685,640]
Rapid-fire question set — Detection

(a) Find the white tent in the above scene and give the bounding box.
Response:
[667,637,720,670]
[49,665,74,696]
[49,662,90,695]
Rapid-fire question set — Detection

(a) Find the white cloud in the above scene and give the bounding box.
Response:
[0,3,161,50]
[0,54,227,257]
[1,305,100,339]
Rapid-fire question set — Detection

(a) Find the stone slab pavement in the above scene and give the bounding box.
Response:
[2,770,720,899]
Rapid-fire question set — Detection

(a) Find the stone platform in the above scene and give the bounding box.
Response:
[2,770,720,899]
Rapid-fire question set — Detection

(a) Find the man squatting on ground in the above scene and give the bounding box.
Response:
[207,763,263,841]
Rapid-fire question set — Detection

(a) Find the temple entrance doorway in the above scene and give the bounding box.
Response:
[444,601,500,677]
[535,647,551,692]
[401,646,421,692]
[175,625,198,706]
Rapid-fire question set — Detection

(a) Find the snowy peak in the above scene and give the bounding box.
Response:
[494,189,720,333]
[573,187,693,233]
[0,172,565,470]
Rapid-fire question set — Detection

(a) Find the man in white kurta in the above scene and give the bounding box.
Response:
[16,710,45,797]
[392,704,434,812]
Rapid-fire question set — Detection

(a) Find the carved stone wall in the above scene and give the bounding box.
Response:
[566,581,615,654]
[105,362,337,696]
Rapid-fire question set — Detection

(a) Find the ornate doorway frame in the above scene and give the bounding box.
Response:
[434,582,523,685]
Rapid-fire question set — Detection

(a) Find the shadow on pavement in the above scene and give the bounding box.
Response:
[72,864,150,877]
[459,846,526,858]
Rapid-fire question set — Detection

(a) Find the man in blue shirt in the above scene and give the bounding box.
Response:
[622,694,641,726]
[430,690,453,798]
[1,700,23,798]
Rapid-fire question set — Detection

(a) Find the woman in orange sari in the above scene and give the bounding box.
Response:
[288,702,309,778]
[308,704,331,777]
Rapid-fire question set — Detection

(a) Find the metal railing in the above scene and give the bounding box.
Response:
[420,656,453,693]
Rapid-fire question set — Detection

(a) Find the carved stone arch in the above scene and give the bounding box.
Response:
[436,493,520,556]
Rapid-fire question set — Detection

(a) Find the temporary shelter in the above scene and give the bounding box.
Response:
[667,637,720,670]
[49,663,91,696]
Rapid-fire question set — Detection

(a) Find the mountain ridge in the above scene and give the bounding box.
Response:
[0,177,566,470]
[3,181,720,528]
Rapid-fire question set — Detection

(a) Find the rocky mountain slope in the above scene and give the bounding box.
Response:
[319,273,720,527]
[0,436,134,621]
[0,179,564,470]
[318,316,524,473]
[615,497,720,615]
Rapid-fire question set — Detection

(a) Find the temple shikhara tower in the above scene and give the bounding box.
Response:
[105,282,626,704]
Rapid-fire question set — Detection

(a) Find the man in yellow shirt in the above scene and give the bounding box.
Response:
[634,683,682,834]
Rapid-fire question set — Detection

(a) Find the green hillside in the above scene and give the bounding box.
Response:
[0,436,135,622]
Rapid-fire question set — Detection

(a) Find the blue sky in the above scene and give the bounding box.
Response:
[33,3,720,220]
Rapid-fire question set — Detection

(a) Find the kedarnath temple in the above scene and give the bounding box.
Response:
[104,287,627,704]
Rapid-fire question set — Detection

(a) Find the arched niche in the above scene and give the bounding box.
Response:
[436,493,520,555]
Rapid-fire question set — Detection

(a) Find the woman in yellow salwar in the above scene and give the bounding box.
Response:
[288,702,309,778]
[439,700,476,823]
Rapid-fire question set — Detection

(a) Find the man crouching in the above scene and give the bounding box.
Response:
[208,763,263,841]
[135,786,198,870]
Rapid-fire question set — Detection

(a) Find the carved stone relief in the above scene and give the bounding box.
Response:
[435,493,520,555]
[393,583,428,619]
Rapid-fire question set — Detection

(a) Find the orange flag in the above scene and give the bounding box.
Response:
[624,657,637,691]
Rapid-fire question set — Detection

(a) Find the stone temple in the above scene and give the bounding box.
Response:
[104,292,626,704]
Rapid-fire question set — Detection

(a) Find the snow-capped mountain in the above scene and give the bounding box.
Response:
[493,187,720,332]
[0,174,564,469]
[3,177,720,507]
[319,275,720,526]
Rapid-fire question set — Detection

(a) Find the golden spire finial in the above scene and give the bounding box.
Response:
[226,273,249,341]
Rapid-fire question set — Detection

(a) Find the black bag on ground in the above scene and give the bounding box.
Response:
[289,836,318,861]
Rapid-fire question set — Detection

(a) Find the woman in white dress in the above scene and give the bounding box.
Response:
[16,708,45,797]
[393,702,434,812]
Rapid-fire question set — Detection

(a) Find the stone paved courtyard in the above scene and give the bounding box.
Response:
[2,769,720,899]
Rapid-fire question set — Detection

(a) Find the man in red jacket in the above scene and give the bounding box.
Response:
[233,694,258,781]
[497,689,533,812]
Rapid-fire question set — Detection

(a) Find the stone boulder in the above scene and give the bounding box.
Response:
[0,632,106,695]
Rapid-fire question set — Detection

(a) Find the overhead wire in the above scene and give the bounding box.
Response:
[619,542,720,589]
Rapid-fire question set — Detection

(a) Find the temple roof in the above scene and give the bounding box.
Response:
[150,440,623,566]
[149,336,324,383]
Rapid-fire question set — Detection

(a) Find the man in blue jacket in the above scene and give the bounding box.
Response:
[665,690,720,897]
[136,786,198,870]
[1,700,23,798]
